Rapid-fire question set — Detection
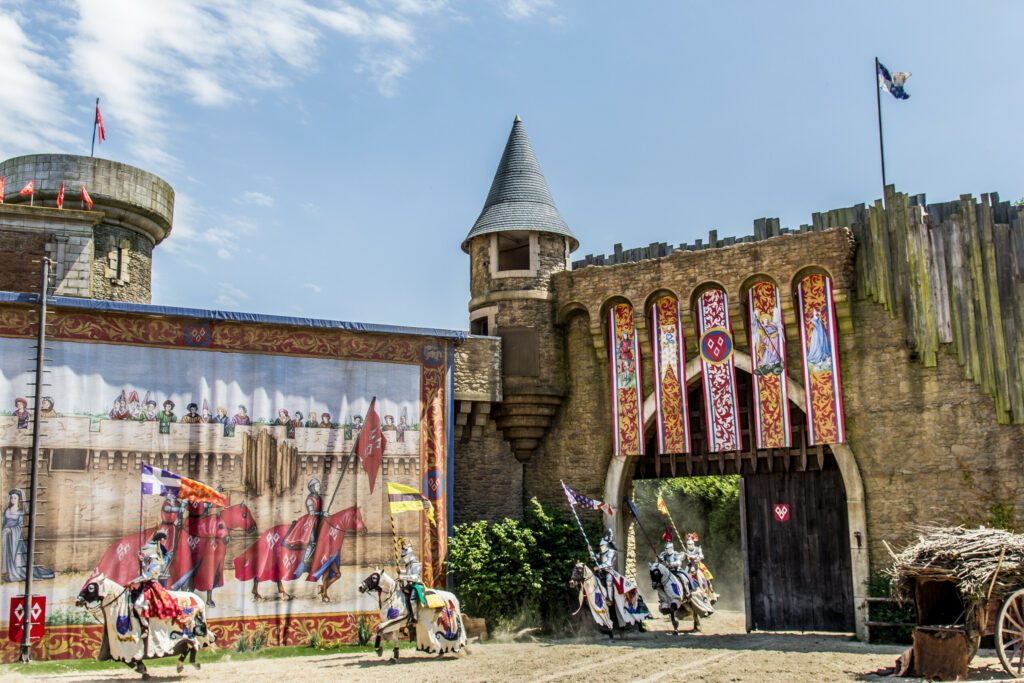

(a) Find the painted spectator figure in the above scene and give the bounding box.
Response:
[382,415,397,431]
[13,398,30,429]
[109,391,132,420]
[127,390,142,419]
[305,412,320,428]
[231,405,251,427]
[181,402,202,424]
[139,394,159,421]
[352,415,364,438]
[290,412,304,437]
[397,415,408,443]
[212,406,230,435]
[39,396,57,419]
[3,488,54,583]
[200,399,212,423]
[319,412,333,429]
[157,400,176,434]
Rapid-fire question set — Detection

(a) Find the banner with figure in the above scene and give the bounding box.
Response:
[649,295,689,454]
[696,289,741,452]
[0,298,455,662]
[608,302,643,456]
[747,281,791,449]
[797,273,846,444]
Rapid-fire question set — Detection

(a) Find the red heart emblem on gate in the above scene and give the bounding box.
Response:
[773,504,790,523]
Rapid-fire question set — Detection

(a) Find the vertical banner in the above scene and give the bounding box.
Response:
[797,273,846,444]
[696,289,741,452]
[649,295,690,453]
[747,281,791,449]
[608,302,644,456]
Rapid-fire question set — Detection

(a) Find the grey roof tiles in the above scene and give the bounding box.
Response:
[462,117,577,252]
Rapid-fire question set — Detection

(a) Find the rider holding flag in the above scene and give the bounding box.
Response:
[398,538,423,624]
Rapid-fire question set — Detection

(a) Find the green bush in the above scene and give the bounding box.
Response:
[448,498,594,630]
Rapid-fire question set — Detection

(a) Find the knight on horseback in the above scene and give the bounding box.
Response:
[130,531,170,636]
[397,538,423,624]
[685,532,718,603]
[658,530,690,596]
[594,531,618,598]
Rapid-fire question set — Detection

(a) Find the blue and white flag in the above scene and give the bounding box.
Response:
[561,480,614,515]
[141,462,181,498]
[877,61,911,100]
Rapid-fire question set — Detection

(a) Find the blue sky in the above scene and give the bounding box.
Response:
[2,1,1021,331]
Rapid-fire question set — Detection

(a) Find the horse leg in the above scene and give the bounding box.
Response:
[136,660,150,680]
[177,652,186,673]
[278,580,293,601]
[693,610,702,633]
[670,612,679,635]
[374,634,383,657]
[251,580,263,602]
[191,646,200,669]
[206,589,215,608]
[390,632,401,663]
[320,569,338,603]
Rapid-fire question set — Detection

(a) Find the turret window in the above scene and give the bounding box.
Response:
[490,232,539,278]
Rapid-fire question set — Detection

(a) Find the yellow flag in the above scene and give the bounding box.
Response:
[656,492,669,516]
[387,481,435,524]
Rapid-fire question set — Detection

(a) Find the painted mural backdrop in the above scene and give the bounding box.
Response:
[696,289,741,452]
[650,296,689,454]
[747,281,791,449]
[797,273,846,444]
[0,305,451,661]
[608,303,643,456]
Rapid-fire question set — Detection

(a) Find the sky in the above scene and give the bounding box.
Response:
[1,1,1021,332]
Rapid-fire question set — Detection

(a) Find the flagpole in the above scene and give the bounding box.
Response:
[874,57,888,208]
[625,499,659,557]
[91,98,99,158]
[138,475,145,575]
[659,492,684,547]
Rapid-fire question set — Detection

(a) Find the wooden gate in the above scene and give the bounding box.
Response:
[740,457,854,632]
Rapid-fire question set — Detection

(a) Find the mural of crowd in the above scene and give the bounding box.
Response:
[9,391,413,440]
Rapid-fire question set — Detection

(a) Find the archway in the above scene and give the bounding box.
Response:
[603,348,868,639]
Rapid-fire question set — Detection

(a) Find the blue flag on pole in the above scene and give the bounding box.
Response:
[877,61,911,100]
[561,480,614,515]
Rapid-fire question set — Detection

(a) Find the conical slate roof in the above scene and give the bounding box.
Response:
[462,116,577,252]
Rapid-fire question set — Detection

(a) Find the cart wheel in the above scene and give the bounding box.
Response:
[996,588,1024,676]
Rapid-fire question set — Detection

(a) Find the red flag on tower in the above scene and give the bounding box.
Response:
[353,397,386,494]
[81,184,94,210]
[19,179,34,196]
[0,175,5,203]
[96,101,106,143]
[56,182,65,209]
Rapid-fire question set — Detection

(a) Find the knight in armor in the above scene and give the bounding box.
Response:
[131,531,169,635]
[281,479,325,575]
[397,538,423,624]
[685,532,718,601]
[658,528,689,592]
[594,531,618,599]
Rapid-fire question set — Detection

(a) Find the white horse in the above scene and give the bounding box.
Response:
[76,573,215,679]
[569,562,649,637]
[648,561,714,633]
[357,569,468,661]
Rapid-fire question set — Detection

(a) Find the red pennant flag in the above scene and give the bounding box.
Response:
[353,397,386,494]
[0,176,5,203]
[95,101,106,143]
[81,184,94,210]
[56,182,65,209]
[19,179,34,196]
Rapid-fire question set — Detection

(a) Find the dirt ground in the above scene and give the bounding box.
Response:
[9,611,1016,683]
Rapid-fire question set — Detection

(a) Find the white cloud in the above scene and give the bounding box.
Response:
[499,0,554,20]
[215,282,251,309]
[242,191,276,207]
[216,248,232,260]
[303,282,323,294]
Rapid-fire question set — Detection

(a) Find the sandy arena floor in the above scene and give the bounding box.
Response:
[9,611,1017,683]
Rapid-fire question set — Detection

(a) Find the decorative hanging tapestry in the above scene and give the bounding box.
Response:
[696,289,741,452]
[796,273,846,444]
[608,302,644,456]
[650,295,689,454]
[747,281,791,449]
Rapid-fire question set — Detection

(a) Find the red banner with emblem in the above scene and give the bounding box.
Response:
[650,295,689,454]
[608,302,643,456]
[696,289,741,452]
[747,281,791,449]
[796,273,846,444]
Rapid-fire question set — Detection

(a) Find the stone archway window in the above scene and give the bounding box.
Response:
[105,238,131,286]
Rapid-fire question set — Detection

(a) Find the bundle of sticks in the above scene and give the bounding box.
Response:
[888,526,1024,607]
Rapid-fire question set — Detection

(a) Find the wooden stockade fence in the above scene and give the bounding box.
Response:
[574,187,1024,425]
[242,429,299,496]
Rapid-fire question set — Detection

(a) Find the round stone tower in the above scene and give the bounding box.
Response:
[463,116,579,462]
[0,154,173,303]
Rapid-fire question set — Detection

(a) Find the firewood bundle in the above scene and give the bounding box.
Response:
[888,526,1024,607]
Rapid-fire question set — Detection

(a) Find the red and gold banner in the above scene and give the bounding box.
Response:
[608,302,644,456]
[797,273,846,444]
[747,281,791,449]
[696,289,741,452]
[649,295,689,453]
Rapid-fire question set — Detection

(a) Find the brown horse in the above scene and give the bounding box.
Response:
[95,502,257,607]
[233,506,366,602]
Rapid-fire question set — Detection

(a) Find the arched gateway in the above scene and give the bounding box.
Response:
[603,349,869,639]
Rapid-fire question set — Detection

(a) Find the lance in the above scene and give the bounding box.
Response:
[624,498,659,557]
[560,481,612,605]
